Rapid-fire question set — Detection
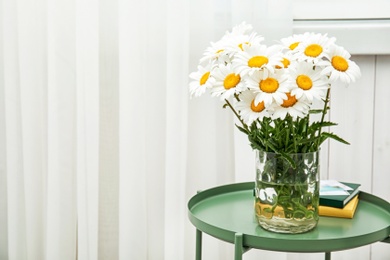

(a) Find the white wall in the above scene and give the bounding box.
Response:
[328,55,390,260]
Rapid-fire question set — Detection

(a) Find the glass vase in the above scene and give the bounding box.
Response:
[254,149,320,234]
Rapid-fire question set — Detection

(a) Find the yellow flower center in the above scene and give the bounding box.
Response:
[281,92,297,108]
[276,58,290,69]
[304,44,323,57]
[238,42,250,51]
[200,71,210,85]
[259,78,279,93]
[223,73,241,90]
[250,100,265,113]
[282,58,290,68]
[216,49,224,54]
[248,56,269,68]
[289,42,300,50]
[296,75,313,90]
[331,56,349,72]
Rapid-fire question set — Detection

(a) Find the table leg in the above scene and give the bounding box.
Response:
[196,229,202,260]
[234,233,244,260]
[325,252,331,260]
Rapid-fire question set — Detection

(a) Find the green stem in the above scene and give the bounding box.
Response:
[290,116,297,153]
[316,87,331,149]
[224,99,248,130]
[259,118,269,151]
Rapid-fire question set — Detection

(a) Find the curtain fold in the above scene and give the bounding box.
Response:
[46,0,77,257]
[76,0,99,260]
[163,0,189,258]
[117,0,147,258]
[97,0,120,258]
[2,1,24,259]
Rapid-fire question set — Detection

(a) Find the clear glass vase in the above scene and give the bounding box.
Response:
[254,149,320,234]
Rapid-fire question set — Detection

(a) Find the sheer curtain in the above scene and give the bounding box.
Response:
[0,0,293,259]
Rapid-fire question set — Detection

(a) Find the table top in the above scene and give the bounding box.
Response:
[188,182,390,253]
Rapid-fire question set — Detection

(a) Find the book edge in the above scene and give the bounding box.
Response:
[319,196,359,219]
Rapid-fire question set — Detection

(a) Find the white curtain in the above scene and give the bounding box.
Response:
[0,0,293,259]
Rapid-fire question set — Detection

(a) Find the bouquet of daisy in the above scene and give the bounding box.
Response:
[189,22,361,166]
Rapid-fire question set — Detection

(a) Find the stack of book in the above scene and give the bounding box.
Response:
[319,180,361,219]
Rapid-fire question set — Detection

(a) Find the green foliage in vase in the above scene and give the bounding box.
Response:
[255,150,320,227]
[232,91,349,168]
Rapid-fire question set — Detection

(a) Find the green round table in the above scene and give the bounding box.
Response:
[188,182,390,260]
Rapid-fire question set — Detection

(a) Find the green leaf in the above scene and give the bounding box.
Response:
[250,122,258,131]
[235,124,249,135]
[318,121,338,127]
[279,151,297,169]
[321,132,350,145]
[309,109,323,114]
[298,117,308,134]
[263,139,278,152]
[309,121,337,131]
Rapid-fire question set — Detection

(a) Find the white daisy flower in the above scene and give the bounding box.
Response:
[279,32,310,51]
[224,32,265,53]
[276,51,294,70]
[199,39,232,65]
[246,70,289,107]
[233,43,283,77]
[293,33,336,64]
[235,90,271,125]
[229,21,254,35]
[204,23,264,66]
[288,61,329,103]
[272,92,310,120]
[201,22,258,65]
[319,45,361,84]
[211,63,246,100]
[189,64,215,98]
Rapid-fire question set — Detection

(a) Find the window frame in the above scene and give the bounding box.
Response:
[292,0,390,55]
